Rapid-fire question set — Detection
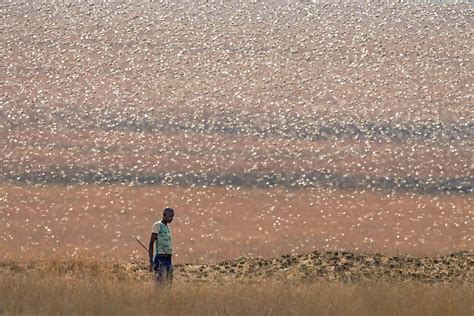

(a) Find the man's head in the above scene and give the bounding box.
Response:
[162,207,174,224]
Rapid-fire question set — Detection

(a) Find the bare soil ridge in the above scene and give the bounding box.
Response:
[176,250,473,283]
[2,250,472,284]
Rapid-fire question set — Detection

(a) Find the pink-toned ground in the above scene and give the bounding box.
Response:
[1,185,471,263]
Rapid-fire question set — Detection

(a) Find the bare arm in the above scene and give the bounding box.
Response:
[148,232,157,272]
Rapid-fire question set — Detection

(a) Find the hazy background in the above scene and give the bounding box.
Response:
[1,0,472,262]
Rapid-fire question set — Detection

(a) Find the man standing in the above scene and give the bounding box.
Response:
[149,207,174,285]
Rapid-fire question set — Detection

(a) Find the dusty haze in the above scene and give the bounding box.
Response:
[1,1,472,262]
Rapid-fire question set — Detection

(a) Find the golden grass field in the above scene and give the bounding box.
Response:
[1,253,472,315]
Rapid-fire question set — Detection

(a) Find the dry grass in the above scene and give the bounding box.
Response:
[1,253,473,315]
[0,256,472,316]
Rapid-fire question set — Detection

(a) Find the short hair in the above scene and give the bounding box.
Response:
[163,207,174,215]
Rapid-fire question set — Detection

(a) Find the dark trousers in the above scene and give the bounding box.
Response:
[153,254,173,285]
